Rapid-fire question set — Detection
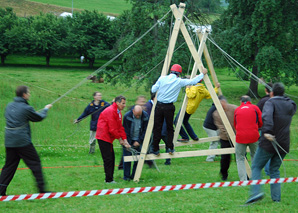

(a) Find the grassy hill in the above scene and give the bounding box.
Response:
[0,0,131,16]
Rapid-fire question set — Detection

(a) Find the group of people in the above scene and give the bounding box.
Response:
[0,64,296,205]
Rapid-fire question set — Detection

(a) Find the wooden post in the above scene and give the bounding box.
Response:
[133,3,186,182]
[173,31,209,144]
[198,31,222,95]
[171,5,251,178]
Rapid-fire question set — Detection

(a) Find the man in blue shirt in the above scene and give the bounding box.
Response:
[151,64,207,155]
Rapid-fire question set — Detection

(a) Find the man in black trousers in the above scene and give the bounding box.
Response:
[0,85,52,196]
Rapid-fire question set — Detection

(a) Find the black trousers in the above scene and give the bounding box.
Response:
[0,144,45,195]
[153,102,175,152]
[220,139,233,177]
[98,140,115,182]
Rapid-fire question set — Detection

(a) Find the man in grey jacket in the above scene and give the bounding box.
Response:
[0,85,52,196]
[246,82,296,204]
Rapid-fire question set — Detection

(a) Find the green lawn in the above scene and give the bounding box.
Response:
[0,66,297,211]
[28,0,132,15]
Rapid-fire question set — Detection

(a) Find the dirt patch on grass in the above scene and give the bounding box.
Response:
[0,0,82,17]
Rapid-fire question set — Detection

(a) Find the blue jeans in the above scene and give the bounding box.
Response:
[123,146,140,180]
[174,110,197,140]
[250,147,286,201]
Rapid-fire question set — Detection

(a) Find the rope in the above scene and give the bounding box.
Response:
[0,72,85,102]
[49,9,171,106]
[221,52,259,99]
[0,177,296,202]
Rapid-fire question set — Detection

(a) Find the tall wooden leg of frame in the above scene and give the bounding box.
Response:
[133,3,186,182]
[173,31,209,143]
[198,31,222,95]
[198,32,251,178]
[172,6,251,178]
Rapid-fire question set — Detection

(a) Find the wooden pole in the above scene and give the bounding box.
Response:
[171,6,251,178]
[198,31,222,95]
[133,3,186,182]
[173,31,209,144]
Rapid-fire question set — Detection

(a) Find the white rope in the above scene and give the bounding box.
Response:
[49,9,171,105]
[0,72,85,102]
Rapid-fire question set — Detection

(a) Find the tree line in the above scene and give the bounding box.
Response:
[0,8,117,68]
[1,0,297,96]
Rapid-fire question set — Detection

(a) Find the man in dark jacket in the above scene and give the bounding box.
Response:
[257,82,273,112]
[0,85,52,196]
[75,92,109,154]
[246,82,296,204]
[122,105,149,180]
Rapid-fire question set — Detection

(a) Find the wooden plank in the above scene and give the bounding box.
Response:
[198,31,222,95]
[133,3,186,182]
[125,148,237,162]
[159,136,220,148]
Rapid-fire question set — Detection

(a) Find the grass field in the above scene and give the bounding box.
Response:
[0,64,297,212]
[0,0,131,16]
[28,0,132,15]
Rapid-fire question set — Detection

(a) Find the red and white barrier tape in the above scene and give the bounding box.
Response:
[0,177,297,202]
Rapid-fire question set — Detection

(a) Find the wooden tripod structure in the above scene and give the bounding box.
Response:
[124,3,252,182]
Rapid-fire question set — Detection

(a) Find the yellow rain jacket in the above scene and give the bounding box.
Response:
[185,83,218,114]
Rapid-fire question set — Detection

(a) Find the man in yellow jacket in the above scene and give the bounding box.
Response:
[174,82,220,142]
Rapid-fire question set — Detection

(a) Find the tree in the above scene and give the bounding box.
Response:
[0,8,18,65]
[110,0,208,89]
[30,13,68,66]
[6,17,36,57]
[66,10,116,68]
[211,0,298,97]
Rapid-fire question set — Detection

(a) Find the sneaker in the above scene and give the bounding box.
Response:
[206,158,214,162]
[152,150,160,156]
[193,137,199,141]
[177,139,189,143]
[245,193,265,204]
[105,180,117,184]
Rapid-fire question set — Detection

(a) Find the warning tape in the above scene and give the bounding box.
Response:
[0,177,297,202]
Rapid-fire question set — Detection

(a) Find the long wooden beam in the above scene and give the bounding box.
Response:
[133,3,186,182]
[173,31,209,144]
[197,31,222,95]
[159,136,220,148]
[172,7,251,178]
[125,148,237,162]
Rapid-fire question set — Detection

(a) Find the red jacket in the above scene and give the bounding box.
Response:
[95,102,127,143]
[234,101,263,144]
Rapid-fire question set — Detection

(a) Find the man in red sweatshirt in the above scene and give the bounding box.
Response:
[96,95,130,183]
[234,95,263,181]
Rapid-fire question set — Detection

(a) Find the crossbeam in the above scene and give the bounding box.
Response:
[159,136,220,148]
[124,148,237,162]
